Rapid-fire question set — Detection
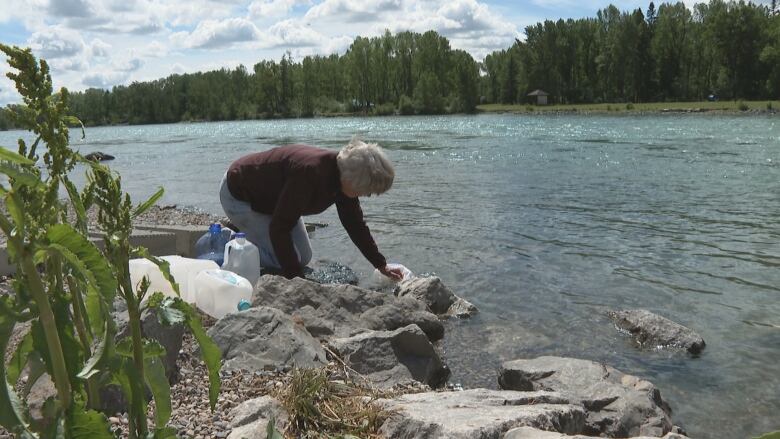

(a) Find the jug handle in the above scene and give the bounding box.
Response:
[223,243,232,267]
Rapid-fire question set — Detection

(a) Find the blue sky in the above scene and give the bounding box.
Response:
[0,0,743,105]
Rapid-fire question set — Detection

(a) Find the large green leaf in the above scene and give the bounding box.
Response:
[0,146,34,165]
[46,224,116,330]
[133,187,164,218]
[143,351,171,428]
[4,191,26,237]
[0,304,36,437]
[168,299,221,409]
[77,323,109,380]
[6,328,33,385]
[46,243,106,333]
[66,402,113,438]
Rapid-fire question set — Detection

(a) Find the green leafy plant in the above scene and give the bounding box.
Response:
[738,101,749,111]
[0,44,221,438]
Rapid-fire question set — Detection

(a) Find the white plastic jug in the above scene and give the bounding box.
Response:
[193,269,253,319]
[161,256,219,303]
[371,262,413,288]
[129,256,219,303]
[222,233,261,287]
[130,258,178,300]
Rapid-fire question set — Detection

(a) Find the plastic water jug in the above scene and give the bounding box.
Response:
[129,256,219,303]
[160,256,218,303]
[129,258,178,299]
[193,269,253,319]
[222,232,261,286]
[371,262,413,288]
[195,223,232,266]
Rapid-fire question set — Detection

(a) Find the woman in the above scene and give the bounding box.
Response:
[220,139,404,281]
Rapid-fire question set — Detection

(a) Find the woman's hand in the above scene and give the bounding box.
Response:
[378,264,404,281]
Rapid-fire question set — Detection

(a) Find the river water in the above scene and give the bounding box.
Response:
[2,114,779,437]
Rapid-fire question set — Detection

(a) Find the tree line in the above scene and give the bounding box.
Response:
[1,0,778,128]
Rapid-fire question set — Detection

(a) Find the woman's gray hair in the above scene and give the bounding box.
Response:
[337,139,395,195]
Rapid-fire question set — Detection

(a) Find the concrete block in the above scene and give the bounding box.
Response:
[134,223,206,257]
[0,230,176,278]
[89,229,177,256]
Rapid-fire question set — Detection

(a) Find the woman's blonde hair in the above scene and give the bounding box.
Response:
[336,138,394,195]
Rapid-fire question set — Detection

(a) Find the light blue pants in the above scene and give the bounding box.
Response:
[219,174,312,269]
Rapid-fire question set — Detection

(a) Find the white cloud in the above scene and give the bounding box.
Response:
[48,0,94,18]
[171,18,260,49]
[28,27,86,59]
[263,19,323,48]
[114,57,144,72]
[137,41,169,58]
[302,0,520,60]
[171,63,186,74]
[249,0,300,18]
[90,38,111,57]
[305,0,402,21]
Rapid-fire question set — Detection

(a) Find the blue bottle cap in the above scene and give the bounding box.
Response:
[237,299,251,311]
[209,223,222,234]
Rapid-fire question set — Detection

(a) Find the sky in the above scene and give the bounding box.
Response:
[0,0,754,106]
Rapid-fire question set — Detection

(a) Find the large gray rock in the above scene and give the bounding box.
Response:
[207,306,326,371]
[227,396,287,439]
[376,388,586,439]
[503,426,690,439]
[608,310,705,354]
[499,356,673,437]
[252,276,444,341]
[395,276,478,318]
[330,324,449,389]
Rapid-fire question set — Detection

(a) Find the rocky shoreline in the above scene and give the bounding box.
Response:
[0,206,704,438]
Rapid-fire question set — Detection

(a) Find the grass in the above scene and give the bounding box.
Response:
[270,363,406,439]
[478,100,780,114]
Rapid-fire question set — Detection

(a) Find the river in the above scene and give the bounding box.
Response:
[2,113,779,438]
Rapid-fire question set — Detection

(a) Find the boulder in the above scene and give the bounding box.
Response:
[376,388,586,439]
[252,276,444,342]
[503,426,690,439]
[207,306,327,372]
[607,310,705,354]
[499,356,673,437]
[395,276,478,318]
[83,151,115,162]
[329,324,449,388]
[227,396,287,439]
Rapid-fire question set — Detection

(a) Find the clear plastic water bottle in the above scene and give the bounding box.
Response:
[222,232,261,286]
[237,299,251,311]
[195,223,231,266]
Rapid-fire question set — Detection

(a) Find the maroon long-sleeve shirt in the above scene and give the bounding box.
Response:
[225,144,386,278]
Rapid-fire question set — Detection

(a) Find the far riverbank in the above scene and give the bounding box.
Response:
[478,99,780,115]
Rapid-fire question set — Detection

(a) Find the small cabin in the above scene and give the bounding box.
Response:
[527,89,549,105]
